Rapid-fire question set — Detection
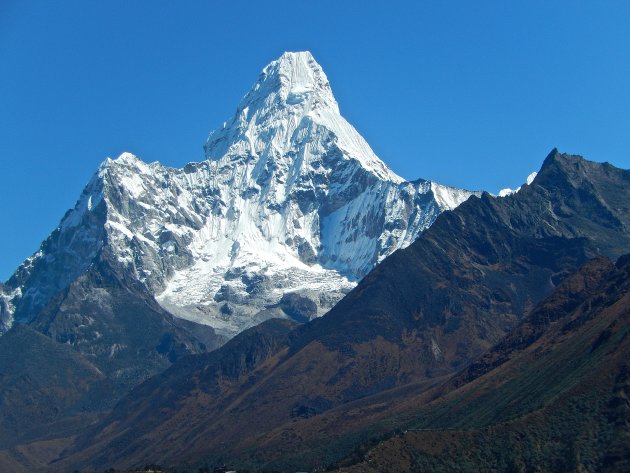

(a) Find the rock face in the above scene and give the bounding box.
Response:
[0,325,112,450]
[0,51,478,339]
[56,151,630,472]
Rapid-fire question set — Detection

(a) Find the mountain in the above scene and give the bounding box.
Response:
[56,151,630,472]
[0,51,479,472]
[335,254,630,473]
[0,51,477,341]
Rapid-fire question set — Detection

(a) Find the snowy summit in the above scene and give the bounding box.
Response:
[205,51,401,182]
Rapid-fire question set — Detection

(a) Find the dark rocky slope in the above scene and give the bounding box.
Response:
[336,254,630,473]
[0,326,113,473]
[53,318,297,471]
[29,253,224,391]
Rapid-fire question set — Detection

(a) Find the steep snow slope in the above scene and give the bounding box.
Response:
[1,52,479,338]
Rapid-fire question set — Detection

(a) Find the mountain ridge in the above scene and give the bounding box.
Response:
[54,150,630,472]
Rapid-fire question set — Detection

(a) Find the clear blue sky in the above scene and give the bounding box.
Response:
[1,1,629,280]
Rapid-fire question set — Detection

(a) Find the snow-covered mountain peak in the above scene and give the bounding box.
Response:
[204,51,402,183]
[243,51,338,113]
[98,154,139,181]
[115,151,141,163]
[101,152,156,172]
[1,53,481,339]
